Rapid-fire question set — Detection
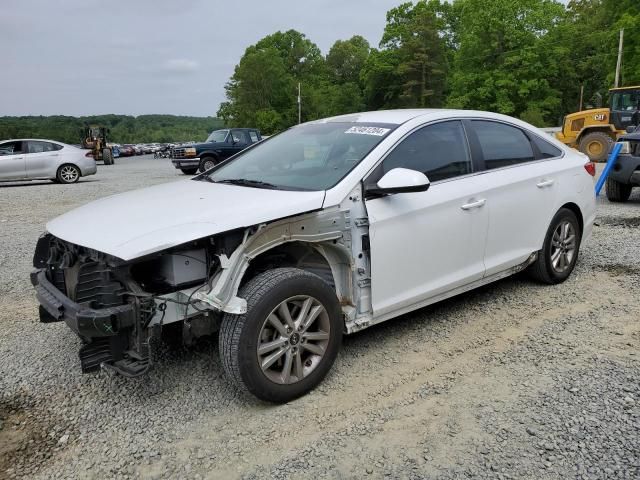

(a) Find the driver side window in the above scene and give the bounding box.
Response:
[377,121,472,183]
[0,141,23,156]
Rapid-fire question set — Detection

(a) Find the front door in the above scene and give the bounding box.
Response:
[0,141,27,180]
[25,141,61,178]
[365,121,488,319]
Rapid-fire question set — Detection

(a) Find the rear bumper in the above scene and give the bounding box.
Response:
[30,269,135,339]
[610,154,640,185]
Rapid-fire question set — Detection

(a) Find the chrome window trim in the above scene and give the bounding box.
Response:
[363,117,566,189]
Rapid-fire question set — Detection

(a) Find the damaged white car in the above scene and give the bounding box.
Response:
[31,109,596,402]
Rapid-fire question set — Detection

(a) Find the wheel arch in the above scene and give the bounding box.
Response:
[197,209,354,316]
[576,126,616,142]
[559,202,583,235]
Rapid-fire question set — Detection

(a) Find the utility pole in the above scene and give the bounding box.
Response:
[297,82,301,124]
[579,85,584,111]
[615,29,624,88]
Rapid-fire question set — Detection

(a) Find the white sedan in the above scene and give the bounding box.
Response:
[32,109,596,402]
[0,139,97,184]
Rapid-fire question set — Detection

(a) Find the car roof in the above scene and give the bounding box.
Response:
[0,138,67,144]
[309,109,511,126]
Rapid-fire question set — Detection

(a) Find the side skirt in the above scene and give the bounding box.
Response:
[345,253,537,334]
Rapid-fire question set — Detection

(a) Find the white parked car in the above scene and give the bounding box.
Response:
[0,139,97,184]
[31,110,596,402]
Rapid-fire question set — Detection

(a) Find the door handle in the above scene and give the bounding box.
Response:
[461,198,486,210]
[536,179,555,188]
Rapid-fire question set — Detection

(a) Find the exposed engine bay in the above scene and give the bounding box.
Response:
[31,231,243,376]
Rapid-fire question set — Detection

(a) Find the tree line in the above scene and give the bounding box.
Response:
[0,115,224,145]
[218,0,640,134]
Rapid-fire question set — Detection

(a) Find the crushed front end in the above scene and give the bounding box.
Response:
[31,233,221,376]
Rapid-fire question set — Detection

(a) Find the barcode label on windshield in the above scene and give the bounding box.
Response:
[345,126,390,136]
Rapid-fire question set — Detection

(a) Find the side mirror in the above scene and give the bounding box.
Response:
[366,168,430,196]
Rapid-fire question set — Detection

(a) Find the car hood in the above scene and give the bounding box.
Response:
[46,179,325,261]
[621,132,640,141]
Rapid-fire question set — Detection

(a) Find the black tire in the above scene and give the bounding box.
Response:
[199,156,218,173]
[578,131,613,163]
[219,268,343,403]
[528,208,581,284]
[605,178,632,202]
[56,164,81,184]
[102,148,114,165]
[180,168,198,175]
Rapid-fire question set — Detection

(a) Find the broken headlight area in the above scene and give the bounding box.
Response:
[31,233,224,377]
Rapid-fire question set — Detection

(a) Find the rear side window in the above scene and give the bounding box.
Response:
[472,121,535,169]
[0,141,23,155]
[381,121,472,182]
[26,141,61,153]
[249,131,259,143]
[231,130,250,144]
[531,135,562,159]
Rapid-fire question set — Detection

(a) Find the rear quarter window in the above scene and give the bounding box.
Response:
[531,135,563,159]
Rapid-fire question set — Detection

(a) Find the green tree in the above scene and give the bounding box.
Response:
[362,1,449,109]
[447,0,566,125]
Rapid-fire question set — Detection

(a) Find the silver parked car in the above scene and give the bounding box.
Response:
[0,139,97,184]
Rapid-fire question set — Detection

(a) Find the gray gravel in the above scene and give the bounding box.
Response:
[0,157,638,479]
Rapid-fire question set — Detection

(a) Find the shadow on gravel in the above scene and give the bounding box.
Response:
[596,216,640,228]
[0,393,62,480]
[0,179,99,189]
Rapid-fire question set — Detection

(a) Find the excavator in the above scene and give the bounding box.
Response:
[556,85,640,162]
[81,125,114,165]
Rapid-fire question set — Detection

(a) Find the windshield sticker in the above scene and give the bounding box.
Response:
[344,126,391,136]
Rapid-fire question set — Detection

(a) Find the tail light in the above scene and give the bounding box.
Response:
[584,162,596,177]
[85,151,94,158]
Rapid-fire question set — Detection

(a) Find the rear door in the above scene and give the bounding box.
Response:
[466,120,560,276]
[25,141,62,178]
[0,141,27,180]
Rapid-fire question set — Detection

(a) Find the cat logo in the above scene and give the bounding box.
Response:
[594,113,606,121]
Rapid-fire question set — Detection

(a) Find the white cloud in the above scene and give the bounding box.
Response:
[162,58,200,73]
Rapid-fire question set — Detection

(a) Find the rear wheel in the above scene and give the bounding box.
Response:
[102,148,114,165]
[605,178,632,202]
[219,268,343,403]
[578,131,613,163]
[199,156,217,173]
[528,208,581,284]
[180,168,198,175]
[56,164,81,184]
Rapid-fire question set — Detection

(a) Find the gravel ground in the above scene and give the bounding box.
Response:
[0,156,638,479]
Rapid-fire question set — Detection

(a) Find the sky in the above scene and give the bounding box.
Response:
[0,0,404,117]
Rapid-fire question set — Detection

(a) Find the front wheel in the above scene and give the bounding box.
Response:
[56,164,81,184]
[102,148,114,165]
[528,208,581,284]
[199,157,217,173]
[605,178,632,202]
[219,268,343,403]
[578,131,613,163]
[180,168,198,175]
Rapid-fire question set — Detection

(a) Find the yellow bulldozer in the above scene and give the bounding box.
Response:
[556,85,640,162]
[81,125,114,165]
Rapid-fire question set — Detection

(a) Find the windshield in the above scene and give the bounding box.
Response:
[202,123,395,191]
[206,129,229,143]
[611,91,640,111]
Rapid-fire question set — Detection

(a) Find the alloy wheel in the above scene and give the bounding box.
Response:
[550,220,576,273]
[60,166,79,183]
[257,295,330,385]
